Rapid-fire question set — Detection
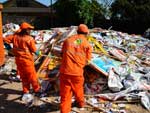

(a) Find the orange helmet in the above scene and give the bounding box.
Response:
[78,24,89,34]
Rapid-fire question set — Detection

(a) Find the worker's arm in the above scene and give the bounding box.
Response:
[86,44,92,60]
[3,35,13,50]
[3,34,14,44]
[26,36,42,56]
[86,42,93,65]
[26,36,37,52]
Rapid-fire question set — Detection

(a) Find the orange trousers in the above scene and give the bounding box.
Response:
[60,73,85,113]
[16,58,40,93]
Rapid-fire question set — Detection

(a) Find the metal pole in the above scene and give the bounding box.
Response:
[0,4,5,66]
[50,0,53,27]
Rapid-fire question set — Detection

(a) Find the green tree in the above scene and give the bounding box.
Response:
[54,0,95,27]
[91,0,112,28]
[54,0,110,28]
[75,0,94,27]
[111,0,150,34]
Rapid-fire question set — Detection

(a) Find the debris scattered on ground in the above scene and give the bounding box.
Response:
[1,23,150,112]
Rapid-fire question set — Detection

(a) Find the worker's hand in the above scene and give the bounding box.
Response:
[35,50,42,57]
[87,60,91,65]
[4,42,12,50]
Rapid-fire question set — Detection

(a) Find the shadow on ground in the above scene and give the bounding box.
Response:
[0,76,60,113]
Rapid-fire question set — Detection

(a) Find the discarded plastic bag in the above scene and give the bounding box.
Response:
[109,48,126,61]
[108,68,123,92]
[140,92,150,110]
[22,93,34,104]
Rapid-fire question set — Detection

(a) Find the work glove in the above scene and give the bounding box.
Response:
[35,50,42,57]
[4,42,14,56]
[4,42,12,50]
[87,60,91,65]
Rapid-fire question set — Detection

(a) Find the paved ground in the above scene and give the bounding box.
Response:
[0,74,150,113]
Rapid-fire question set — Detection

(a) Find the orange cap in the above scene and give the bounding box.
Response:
[16,22,34,33]
[78,24,89,34]
[20,22,34,29]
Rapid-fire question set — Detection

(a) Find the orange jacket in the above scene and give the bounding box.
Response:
[0,36,4,66]
[0,5,4,66]
[3,34,37,61]
[60,34,92,76]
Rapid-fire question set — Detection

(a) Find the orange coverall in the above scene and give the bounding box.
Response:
[59,34,92,113]
[3,34,40,93]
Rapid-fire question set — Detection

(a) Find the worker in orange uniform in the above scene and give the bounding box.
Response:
[59,24,92,113]
[3,22,41,96]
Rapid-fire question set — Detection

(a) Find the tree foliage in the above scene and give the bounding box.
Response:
[75,0,94,26]
[111,0,150,34]
[54,0,107,28]
[29,0,150,34]
[90,0,106,27]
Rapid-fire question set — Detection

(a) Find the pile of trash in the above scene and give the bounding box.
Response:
[1,23,150,112]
